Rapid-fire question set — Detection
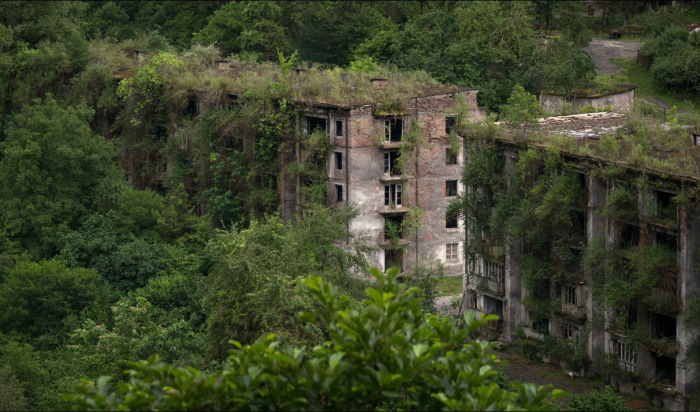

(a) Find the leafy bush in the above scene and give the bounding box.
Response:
[568,386,628,412]
[64,268,566,411]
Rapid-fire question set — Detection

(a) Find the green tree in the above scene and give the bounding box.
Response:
[0,95,121,257]
[499,84,544,139]
[65,268,566,411]
[0,260,109,349]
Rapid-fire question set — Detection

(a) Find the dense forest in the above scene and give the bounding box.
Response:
[0,1,696,410]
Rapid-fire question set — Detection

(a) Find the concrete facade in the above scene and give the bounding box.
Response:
[540,86,636,115]
[464,120,700,410]
[280,87,483,276]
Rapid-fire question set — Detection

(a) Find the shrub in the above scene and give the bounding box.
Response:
[568,386,628,412]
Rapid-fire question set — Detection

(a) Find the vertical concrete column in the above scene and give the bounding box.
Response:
[676,205,700,402]
[587,176,607,372]
[503,148,522,341]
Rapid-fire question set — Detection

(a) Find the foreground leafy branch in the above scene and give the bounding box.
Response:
[64,268,565,411]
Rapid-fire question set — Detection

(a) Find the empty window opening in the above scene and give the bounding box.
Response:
[564,285,577,306]
[655,231,677,250]
[446,180,458,197]
[336,120,343,137]
[654,354,676,386]
[446,147,458,165]
[385,184,402,207]
[384,118,403,142]
[305,116,327,135]
[446,243,459,261]
[532,314,550,335]
[384,151,401,176]
[446,209,458,228]
[559,321,582,344]
[385,249,403,272]
[335,152,343,170]
[565,247,583,273]
[445,116,457,134]
[385,215,404,240]
[484,295,504,317]
[576,172,586,192]
[651,312,676,340]
[572,210,585,238]
[335,184,343,202]
[620,224,640,248]
[610,339,637,373]
[186,99,198,116]
[655,190,675,220]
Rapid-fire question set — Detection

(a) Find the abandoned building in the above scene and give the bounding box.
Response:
[539,85,636,115]
[463,112,700,410]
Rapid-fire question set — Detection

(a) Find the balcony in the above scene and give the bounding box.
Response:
[476,275,505,296]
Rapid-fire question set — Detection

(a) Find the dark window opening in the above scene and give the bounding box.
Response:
[655,231,677,251]
[627,302,638,329]
[155,180,166,195]
[306,117,327,135]
[384,118,403,142]
[446,147,458,165]
[155,124,168,142]
[572,210,586,239]
[446,180,458,197]
[384,151,401,175]
[576,172,586,191]
[385,249,403,272]
[385,184,402,207]
[651,312,676,340]
[655,190,676,220]
[654,354,676,386]
[335,184,343,202]
[335,152,343,170]
[446,209,458,228]
[336,120,343,137]
[385,215,404,240]
[532,315,550,335]
[484,295,504,318]
[186,99,198,116]
[620,224,640,248]
[445,116,457,134]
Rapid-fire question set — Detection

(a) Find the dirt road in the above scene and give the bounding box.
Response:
[585,38,643,74]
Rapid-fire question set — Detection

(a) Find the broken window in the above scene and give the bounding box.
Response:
[654,190,675,221]
[654,354,676,386]
[305,116,327,135]
[445,116,457,134]
[335,152,343,170]
[384,151,401,175]
[445,180,458,197]
[385,215,404,240]
[335,184,343,202]
[655,230,677,250]
[559,321,582,344]
[336,120,343,137]
[446,243,459,261]
[445,209,458,228]
[620,224,640,248]
[385,184,402,207]
[186,99,198,116]
[446,147,458,165]
[564,285,577,306]
[384,118,403,142]
[651,312,676,340]
[385,249,403,272]
[610,339,637,373]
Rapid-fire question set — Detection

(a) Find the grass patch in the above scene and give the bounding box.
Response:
[611,57,700,115]
[435,276,462,296]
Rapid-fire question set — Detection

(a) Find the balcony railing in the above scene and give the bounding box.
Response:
[476,275,505,296]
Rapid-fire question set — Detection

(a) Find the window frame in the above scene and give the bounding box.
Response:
[335,184,343,202]
[335,152,343,170]
[445,180,458,197]
[446,243,459,261]
[385,184,402,207]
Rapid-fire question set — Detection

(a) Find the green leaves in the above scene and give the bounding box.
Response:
[66,267,564,411]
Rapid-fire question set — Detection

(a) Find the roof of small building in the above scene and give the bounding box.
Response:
[541,84,637,99]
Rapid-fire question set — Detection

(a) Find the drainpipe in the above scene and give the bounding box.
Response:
[345,112,350,245]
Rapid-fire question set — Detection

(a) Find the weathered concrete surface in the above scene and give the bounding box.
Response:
[585,38,643,74]
[435,294,460,315]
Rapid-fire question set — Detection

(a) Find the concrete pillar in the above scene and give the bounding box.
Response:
[587,176,608,371]
[503,148,522,341]
[676,205,700,404]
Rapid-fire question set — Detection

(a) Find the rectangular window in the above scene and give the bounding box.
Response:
[559,321,582,344]
[610,339,637,373]
[445,116,457,134]
[305,116,327,135]
[445,180,458,197]
[446,209,458,228]
[446,243,458,261]
[335,184,343,202]
[385,215,404,240]
[564,285,577,306]
[384,151,401,175]
[385,184,402,207]
[446,147,458,165]
[336,120,343,137]
[384,118,403,142]
[385,249,403,272]
[335,152,343,170]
